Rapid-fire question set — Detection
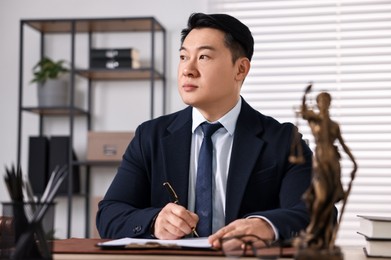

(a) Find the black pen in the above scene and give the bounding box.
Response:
[163,182,199,237]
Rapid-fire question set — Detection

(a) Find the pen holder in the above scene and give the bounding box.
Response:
[0,202,55,260]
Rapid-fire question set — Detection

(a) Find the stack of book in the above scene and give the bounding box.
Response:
[357,215,391,258]
[90,48,141,69]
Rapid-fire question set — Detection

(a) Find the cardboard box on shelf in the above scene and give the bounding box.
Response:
[87,131,134,161]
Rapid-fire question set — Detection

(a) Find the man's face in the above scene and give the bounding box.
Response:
[178,28,245,115]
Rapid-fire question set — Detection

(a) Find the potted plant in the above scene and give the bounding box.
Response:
[31,57,69,107]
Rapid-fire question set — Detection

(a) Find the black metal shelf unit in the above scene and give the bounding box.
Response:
[16,17,166,238]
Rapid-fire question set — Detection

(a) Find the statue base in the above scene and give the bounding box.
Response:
[295,246,343,260]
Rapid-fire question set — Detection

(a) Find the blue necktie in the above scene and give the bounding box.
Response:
[195,122,222,237]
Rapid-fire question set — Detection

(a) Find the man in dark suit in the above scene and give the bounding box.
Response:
[96,13,312,247]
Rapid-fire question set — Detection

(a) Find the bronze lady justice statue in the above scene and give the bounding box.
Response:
[291,84,357,259]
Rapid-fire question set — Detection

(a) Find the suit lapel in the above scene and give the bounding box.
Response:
[161,107,192,207]
[225,100,265,223]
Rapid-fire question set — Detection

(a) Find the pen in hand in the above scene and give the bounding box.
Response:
[163,182,199,237]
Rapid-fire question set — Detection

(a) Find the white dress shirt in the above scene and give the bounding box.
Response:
[188,99,241,233]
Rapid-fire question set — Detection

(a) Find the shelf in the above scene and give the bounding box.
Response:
[73,160,122,167]
[18,16,166,239]
[76,68,164,81]
[22,106,89,116]
[24,17,165,34]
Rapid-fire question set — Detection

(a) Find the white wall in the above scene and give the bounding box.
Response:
[0,0,209,238]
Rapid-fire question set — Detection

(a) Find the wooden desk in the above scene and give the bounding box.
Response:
[52,238,382,260]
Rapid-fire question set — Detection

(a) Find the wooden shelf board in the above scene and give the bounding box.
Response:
[74,160,121,167]
[76,68,164,80]
[22,106,89,116]
[24,17,164,33]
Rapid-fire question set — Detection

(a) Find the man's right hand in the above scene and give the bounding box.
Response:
[153,203,199,240]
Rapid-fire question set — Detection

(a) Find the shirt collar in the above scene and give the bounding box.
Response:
[192,98,242,136]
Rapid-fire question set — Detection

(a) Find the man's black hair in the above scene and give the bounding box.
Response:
[181,13,254,62]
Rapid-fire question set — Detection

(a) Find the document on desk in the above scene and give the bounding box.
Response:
[97,237,212,249]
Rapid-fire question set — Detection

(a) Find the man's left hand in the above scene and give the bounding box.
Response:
[208,218,275,248]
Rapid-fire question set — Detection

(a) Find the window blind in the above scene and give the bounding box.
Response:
[209,0,391,246]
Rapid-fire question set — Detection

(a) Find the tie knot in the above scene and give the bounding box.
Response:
[201,122,222,138]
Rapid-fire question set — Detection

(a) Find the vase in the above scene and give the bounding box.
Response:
[37,78,69,107]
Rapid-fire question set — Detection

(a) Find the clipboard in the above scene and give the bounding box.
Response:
[96,237,214,250]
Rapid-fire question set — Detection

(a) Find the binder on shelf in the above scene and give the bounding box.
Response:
[28,136,49,195]
[90,58,141,69]
[90,48,140,60]
[48,136,80,195]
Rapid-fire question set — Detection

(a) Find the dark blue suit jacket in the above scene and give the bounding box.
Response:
[96,98,313,239]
